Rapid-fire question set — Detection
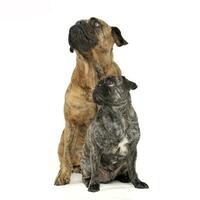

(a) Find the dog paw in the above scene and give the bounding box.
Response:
[132,179,149,189]
[54,173,70,186]
[88,183,100,192]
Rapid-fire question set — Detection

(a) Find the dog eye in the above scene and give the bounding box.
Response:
[94,22,100,27]
[90,18,100,28]
[107,80,115,87]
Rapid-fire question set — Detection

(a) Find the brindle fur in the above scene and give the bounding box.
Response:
[54,18,127,185]
[81,76,149,192]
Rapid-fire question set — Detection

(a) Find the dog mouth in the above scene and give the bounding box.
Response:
[68,24,98,52]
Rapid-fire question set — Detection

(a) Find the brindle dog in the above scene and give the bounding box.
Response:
[54,17,128,185]
[81,76,149,192]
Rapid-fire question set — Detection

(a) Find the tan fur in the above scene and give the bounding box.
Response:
[55,19,122,185]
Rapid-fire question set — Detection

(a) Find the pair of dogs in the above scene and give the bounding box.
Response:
[54,17,148,192]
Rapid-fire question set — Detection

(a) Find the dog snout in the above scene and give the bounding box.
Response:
[69,25,81,33]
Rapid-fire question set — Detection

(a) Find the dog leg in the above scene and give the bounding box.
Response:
[71,124,88,173]
[82,168,91,188]
[88,145,101,192]
[54,122,74,185]
[127,147,149,189]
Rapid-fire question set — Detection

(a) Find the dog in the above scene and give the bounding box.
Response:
[54,17,128,185]
[81,76,149,192]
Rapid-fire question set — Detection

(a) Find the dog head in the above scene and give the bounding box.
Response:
[68,17,128,54]
[93,76,137,106]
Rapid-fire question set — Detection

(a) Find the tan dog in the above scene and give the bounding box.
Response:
[54,17,128,185]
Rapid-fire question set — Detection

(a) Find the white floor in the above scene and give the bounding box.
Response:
[52,173,151,200]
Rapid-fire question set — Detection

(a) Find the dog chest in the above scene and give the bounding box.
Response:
[118,137,129,156]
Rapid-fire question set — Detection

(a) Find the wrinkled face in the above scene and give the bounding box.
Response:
[68,17,128,54]
[93,76,137,106]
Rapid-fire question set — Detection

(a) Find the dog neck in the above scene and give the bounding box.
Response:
[76,49,114,78]
[71,49,120,90]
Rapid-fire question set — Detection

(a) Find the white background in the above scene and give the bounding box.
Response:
[0,0,200,199]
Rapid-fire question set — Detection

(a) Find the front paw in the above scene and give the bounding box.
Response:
[54,170,70,186]
[132,179,149,189]
[88,183,100,192]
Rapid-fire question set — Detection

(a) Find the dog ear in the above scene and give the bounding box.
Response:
[122,76,137,90]
[112,27,128,47]
[69,47,74,53]
[128,81,137,90]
